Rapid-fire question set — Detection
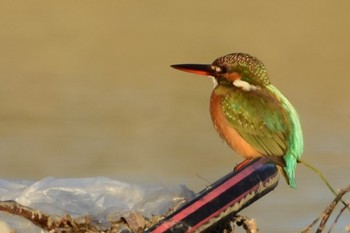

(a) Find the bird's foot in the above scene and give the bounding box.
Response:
[234,159,254,172]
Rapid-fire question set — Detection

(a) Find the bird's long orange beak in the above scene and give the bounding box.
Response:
[171,64,214,76]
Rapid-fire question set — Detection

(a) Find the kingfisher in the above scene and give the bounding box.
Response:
[171,53,303,188]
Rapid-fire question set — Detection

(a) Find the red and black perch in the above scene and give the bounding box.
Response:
[146,158,279,233]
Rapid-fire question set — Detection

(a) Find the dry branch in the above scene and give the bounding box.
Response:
[301,185,350,233]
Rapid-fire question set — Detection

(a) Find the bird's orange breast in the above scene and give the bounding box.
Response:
[210,92,262,158]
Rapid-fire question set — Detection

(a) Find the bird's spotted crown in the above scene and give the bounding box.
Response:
[212,53,270,87]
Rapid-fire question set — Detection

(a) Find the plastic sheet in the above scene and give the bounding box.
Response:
[0,177,194,233]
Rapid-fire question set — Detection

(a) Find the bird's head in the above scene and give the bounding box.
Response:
[171,53,270,91]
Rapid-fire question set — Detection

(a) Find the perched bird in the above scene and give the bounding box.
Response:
[171,53,303,188]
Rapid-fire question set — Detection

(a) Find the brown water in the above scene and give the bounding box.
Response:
[0,1,350,232]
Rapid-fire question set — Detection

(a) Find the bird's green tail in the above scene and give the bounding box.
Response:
[283,154,298,188]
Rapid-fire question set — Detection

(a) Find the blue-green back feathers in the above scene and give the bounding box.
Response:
[267,85,304,188]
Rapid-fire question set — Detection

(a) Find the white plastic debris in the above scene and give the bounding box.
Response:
[0,177,194,232]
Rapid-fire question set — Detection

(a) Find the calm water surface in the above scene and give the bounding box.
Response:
[0,1,349,232]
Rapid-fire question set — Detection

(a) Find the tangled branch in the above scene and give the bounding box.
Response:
[301,185,350,233]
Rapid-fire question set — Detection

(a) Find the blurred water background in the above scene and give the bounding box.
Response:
[0,1,349,232]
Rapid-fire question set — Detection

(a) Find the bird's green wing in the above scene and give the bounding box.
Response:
[222,86,290,157]
[221,84,303,188]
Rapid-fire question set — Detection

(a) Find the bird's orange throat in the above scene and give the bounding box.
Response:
[210,92,262,159]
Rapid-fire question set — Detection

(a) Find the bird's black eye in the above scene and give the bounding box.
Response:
[220,66,227,74]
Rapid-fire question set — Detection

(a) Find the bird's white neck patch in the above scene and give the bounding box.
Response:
[210,76,218,88]
[233,79,259,91]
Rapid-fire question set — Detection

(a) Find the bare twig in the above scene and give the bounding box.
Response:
[233,215,258,233]
[0,200,120,232]
[328,201,349,233]
[301,216,320,233]
[0,200,59,231]
[316,185,350,233]
[300,185,350,233]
